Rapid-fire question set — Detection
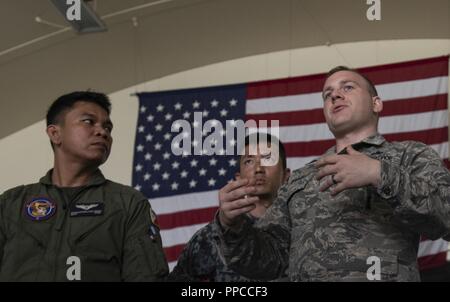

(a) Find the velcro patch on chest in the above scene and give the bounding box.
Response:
[70,202,104,217]
[24,197,56,221]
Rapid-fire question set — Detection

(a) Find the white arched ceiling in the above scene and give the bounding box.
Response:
[0,0,449,139]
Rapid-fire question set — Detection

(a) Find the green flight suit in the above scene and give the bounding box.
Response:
[0,169,168,281]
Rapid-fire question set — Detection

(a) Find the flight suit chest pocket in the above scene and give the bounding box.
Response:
[69,214,123,281]
[74,248,122,281]
[70,209,122,249]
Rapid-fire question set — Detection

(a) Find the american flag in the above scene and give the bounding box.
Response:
[133,56,450,272]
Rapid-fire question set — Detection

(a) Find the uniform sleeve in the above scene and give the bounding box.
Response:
[217,181,293,280]
[121,196,169,281]
[167,242,194,281]
[168,225,217,281]
[377,142,450,239]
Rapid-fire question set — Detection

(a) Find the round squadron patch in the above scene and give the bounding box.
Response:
[25,197,56,221]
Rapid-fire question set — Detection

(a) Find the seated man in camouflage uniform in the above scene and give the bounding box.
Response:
[217,66,450,281]
[0,91,168,281]
[169,133,290,281]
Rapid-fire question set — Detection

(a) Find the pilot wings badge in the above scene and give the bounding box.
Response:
[70,202,104,217]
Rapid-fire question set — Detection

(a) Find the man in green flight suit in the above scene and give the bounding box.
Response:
[0,91,168,281]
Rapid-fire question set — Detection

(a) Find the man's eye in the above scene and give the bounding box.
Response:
[261,156,276,166]
[83,119,93,124]
[261,158,271,165]
[244,159,254,165]
[343,85,353,92]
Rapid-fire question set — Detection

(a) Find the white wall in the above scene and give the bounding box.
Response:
[1,39,449,193]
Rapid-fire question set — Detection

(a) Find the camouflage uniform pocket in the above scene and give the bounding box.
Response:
[379,254,399,276]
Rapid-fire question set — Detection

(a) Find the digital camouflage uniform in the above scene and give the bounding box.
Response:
[218,135,450,281]
[169,219,258,282]
[0,169,169,281]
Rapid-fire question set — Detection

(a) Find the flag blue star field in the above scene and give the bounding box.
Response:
[133,84,247,269]
[133,56,450,271]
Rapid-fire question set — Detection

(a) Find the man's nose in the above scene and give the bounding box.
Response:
[331,89,343,103]
[95,125,109,139]
[255,159,265,173]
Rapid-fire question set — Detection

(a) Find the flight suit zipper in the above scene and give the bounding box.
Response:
[52,185,90,281]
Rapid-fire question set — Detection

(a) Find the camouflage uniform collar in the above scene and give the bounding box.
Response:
[359,133,386,146]
[39,169,107,187]
[324,133,386,155]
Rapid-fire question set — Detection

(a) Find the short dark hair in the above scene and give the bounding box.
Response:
[46,91,111,126]
[326,66,378,97]
[243,133,287,170]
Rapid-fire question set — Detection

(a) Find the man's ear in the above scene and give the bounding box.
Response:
[235,172,241,180]
[46,124,61,146]
[372,96,383,114]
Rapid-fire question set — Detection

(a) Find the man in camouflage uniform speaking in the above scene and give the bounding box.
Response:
[217,66,450,281]
[0,91,168,281]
